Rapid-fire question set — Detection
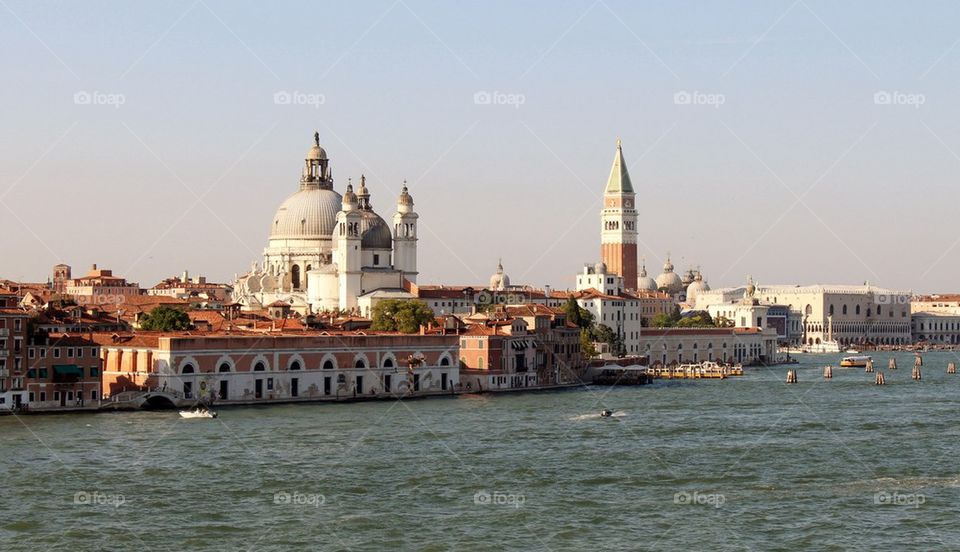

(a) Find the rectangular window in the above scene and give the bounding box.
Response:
[39,369,48,379]
[267,378,274,390]
[373,254,380,265]
[90,367,99,377]
[67,348,74,357]
[53,348,60,358]
[40,349,46,358]
[28,348,35,359]
[14,319,21,331]
[77,348,83,358]
[91,390,97,400]
[14,339,21,353]
[39,391,45,402]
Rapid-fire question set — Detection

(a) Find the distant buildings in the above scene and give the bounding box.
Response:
[148,271,232,302]
[63,264,141,302]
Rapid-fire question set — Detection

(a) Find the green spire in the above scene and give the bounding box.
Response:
[604,137,634,194]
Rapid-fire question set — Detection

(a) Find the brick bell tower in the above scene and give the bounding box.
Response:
[600,138,638,289]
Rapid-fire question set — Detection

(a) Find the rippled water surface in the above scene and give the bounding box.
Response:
[3,352,960,551]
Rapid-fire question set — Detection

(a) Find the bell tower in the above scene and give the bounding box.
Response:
[392,181,419,283]
[600,138,638,288]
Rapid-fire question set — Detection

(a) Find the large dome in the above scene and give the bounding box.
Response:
[656,258,684,294]
[270,188,342,240]
[360,211,393,249]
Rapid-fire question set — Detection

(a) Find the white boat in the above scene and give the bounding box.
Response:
[844,348,860,354]
[780,340,841,354]
[179,408,217,419]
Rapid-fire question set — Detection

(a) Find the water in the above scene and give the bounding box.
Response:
[3,351,960,551]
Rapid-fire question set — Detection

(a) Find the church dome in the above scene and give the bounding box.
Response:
[270,187,343,240]
[686,272,710,303]
[360,211,392,249]
[490,260,510,290]
[656,257,684,294]
[637,263,657,292]
[594,261,607,274]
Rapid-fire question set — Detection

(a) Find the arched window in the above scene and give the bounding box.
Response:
[383,358,394,369]
[323,360,334,370]
[856,305,861,315]
[829,305,834,316]
[181,364,195,374]
[478,357,484,369]
[290,361,301,371]
[355,359,366,369]
[218,362,231,373]
[254,362,265,371]
[291,264,301,290]
[440,357,450,366]
[842,305,848,315]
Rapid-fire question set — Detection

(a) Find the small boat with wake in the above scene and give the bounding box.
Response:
[179,405,218,419]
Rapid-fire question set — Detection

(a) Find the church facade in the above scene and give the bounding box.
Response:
[232,133,419,314]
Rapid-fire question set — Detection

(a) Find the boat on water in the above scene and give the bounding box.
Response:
[839,355,872,368]
[600,409,614,418]
[781,340,842,354]
[844,348,860,354]
[179,407,218,419]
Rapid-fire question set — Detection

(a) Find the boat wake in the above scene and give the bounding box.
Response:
[569,411,627,421]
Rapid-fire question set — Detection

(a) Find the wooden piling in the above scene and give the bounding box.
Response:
[888,358,897,370]
[875,372,885,385]
[786,369,797,384]
[865,359,874,373]
[823,365,833,379]
[948,362,956,374]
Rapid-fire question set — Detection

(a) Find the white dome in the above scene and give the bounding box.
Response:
[686,279,709,303]
[637,263,657,291]
[270,188,342,240]
[490,260,510,290]
[594,261,607,274]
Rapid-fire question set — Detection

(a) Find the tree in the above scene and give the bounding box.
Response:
[580,329,597,360]
[563,297,594,329]
[370,299,436,333]
[139,306,192,331]
[677,311,716,328]
[651,305,683,328]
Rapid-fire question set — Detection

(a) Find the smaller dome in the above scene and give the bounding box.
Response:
[398,182,414,206]
[343,182,357,208]
[594,261,607,274]
[360,211,392,249]
[490,260,510,290]
[637,263,657,291]
[686,272,710,303]
[656,256,684,294]
[306,132,327,160]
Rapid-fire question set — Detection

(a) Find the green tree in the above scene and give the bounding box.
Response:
[677,311,716,328]
[563,297,594,329]
[370,299,436,333]
[139,306,192,331]
[580,329,597,359]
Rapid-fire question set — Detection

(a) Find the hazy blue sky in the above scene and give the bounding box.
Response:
[1,1,959,293]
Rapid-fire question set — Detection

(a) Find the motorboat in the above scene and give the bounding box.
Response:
[839,355,872,368]
[179,407,217,419]
[600,409,614,418]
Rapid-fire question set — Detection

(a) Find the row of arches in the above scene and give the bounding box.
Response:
[178,354,453,375]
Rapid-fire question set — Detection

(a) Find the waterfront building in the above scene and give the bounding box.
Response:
[600,139,638,289]
[639,327,777,365]
[95,331,459,405]
[24,334,101,411]
[911,312,960,345]
[503,304,584,383]
[0,291,29,410]
[63,264,141,302]
[458,316,540,391]
[912,294,960,316]
[231,134,419,315]
[696,281,911,346]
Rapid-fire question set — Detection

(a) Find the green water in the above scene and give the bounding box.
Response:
[2,351,960,551]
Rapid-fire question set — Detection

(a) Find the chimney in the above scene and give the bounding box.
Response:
[91,263,97,271]
[198,276,206,284]
[182,270,189,283]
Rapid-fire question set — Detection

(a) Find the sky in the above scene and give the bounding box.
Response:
[1,0,959,293]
